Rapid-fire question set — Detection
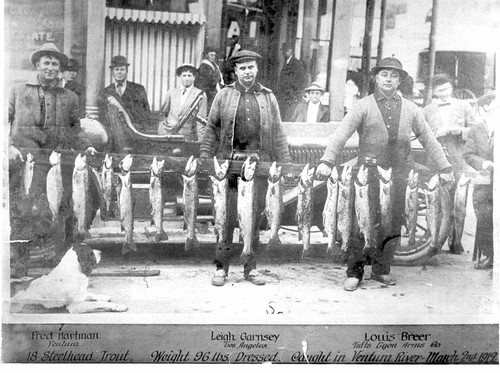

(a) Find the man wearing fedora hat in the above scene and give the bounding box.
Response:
[315,57,454,292]
[61,58,85,118]
[157,63,207,141]
[290,82,330,123]
[276,41,306,122]
[195,47,224,110]
[200,49,291,287]
[99,55,151,136]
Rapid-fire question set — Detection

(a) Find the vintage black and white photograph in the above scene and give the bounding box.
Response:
[2,0,499,365]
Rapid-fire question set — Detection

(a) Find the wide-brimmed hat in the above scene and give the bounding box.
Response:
[204,46,219,54]
[109,55,130,68]
[63,58,81,71]
[30,43,68,67]
[176,63,198,76]
[371,57,408,80]
[230,49,262,65]
[305,82,325,93]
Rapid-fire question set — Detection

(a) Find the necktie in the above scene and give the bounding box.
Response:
[117,83,123,96]
[182,88,187,95]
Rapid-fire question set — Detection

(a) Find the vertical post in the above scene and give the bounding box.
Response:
[85,0,106,119]
[360,0,376,97]
[63,0,74,56]
[300,0,319,84]
[376,0,387,65]
[425,0,439,106]
[328,0,354,121]
[493,50,500,286]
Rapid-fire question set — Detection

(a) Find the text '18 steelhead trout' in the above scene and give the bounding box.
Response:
[210,157,230,245]
[355,165,378,254]
[72,153,92,240]
[296,164,315,258]
[378,166,393,240]
[46,151,63,222]
[405,169,419,246]
[183,155,199,251]
[238,158,257,265]
[424,174,442,254]
[23,153,35,196]
[265,161,284,251]
[337,165,354,252]
[149,157,167,242]
[118,154,137,254]
[451,173,471,253]
[322,166,339,254]
[101,154,114,218]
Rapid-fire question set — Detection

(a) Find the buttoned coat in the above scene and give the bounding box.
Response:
[9,76,91,150]
[157,86,207,141]
[64,80,85,118]
[423,98,476,176]
[290,99,330,122]
[199,83,291,163]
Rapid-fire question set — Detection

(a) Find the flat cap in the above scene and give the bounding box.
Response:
[176,63,198,76]
[305,82,325,92]
[230,49,262,64]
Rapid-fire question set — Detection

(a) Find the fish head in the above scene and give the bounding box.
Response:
[103,154,113,169]
[120,154,133,172]
[49,151,61,166]
[427,174,440,191]
[184,155,198,177]
[74,153,87,171]
[299,164,314,186]
[340,165,353,185]
[457,173,471,187]
[213,157,229,180]
[407,169,419,188]
[356,164,369,186]
[241,157,257,181]
[268,161,282,183]
[118,169,131,187]
[26,153,34,163]
[377,166,392,183]
[329,166,339,183]
[150,157,164,176]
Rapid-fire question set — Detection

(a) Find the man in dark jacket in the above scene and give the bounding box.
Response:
[61,58,85,118]
[276,41,306,122]
[290,82,330,122]
[195,47,224,110]
[200,50,291,287]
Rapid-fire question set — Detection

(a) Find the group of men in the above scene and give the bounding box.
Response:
[8,41,494,291]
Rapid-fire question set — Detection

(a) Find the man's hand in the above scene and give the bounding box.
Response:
[85,147,97,155]
[315,163,332,181]
[439,170,455,185]
[447,127,463,136]
[482,160,494,172]
[9,145,24,163]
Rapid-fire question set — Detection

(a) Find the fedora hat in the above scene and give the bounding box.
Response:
[176,63,198,76]
[30,43,68,68]
[371,57,408,80]
[109,55,130,68]
[230,49,262,65]
[305,82,325,93]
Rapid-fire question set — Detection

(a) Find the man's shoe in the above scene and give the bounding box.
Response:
[344,277,360,291]
[474,256,493,270]
[370,273,396,285]
[211,270,226,286]
[244,271,266,285]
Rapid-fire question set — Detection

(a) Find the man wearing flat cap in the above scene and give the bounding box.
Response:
[61,58,85,118]
[290,82,330,123]
[195,47,224,110]
[200,49,291,287]
[315,57,454,292]
[99,55,152,149]
[276,41,306,122]
[158,63,207,141]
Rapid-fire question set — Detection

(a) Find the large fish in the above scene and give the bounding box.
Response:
[355,165,378,254]
[118,155,136,254]
[424,174,441,254]
[149,157,167,242]
[337,165,354,252]
[322,166,339,254]
[437,178,454,250]
[46,151,63,222]
[378,166,393,240]
[183,155,199,251]
[265,161,284,250]
[23,153,35,196]
[101,154,114,218]
[72,153,92,240]
[238,158,257,264]
[210,157,230,245]
[450,173,471,253]
[405,169,419,246]
[296,164,315,258]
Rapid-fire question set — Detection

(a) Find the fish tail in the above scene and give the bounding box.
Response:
[185,236,199,251]
[266,235,282,251]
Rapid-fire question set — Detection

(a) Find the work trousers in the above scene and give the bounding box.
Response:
[472,184,493,259]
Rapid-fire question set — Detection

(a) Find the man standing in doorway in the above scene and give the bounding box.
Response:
[290,82,330,122]
[61,58,85,118]
[196,47,224,110]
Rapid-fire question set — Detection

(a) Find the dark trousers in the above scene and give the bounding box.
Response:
[214,174,267,274]
[472,184,493,259]
[346,166,406,279]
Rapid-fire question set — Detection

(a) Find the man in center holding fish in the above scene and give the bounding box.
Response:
[200,50,291,286]
[315,57,454,291]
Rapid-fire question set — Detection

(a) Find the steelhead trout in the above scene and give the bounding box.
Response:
[72,153,92,240]
[322,166,339,254]
[238,158,257,264]
[118,155,136,254]
[437,178,454,250]
[46,151,63,222]
[101,154,114,218]
[265,161,284,251]
[296,164,315,258]
[210,157,230,245]
[405,169,419,246]
[337,165,354,252]
[355,165,378,254]
[183,155,199,251]
[451,173,471,253]
[23,153,35,196]
[425,174,441,254]
[149,157,167,242]
[378,166,393,240]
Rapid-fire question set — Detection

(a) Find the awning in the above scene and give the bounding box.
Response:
[106,7,206,25]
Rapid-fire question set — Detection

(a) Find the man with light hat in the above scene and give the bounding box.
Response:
[315,57,454,291]
[290,82,330,123]
[158,63,207,141]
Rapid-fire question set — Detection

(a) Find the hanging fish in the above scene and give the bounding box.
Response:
[424,174,441,254]
[322,166,339,254]
[101,154,114,218]
[72,153,92,240]
[118,154,136,254]
[355,165,377,254]
[378,166,393,241]
[265,161,284,251]
[183,155,199,251]
[210,157,230,245]
[23,153,35,196]
[149,157,167,242]
[238,157,257,264]
[296,163,315,258]
[46,151,63,222]
[405,169,419,246]
[337,165,354,252]
[437,177,454,250]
